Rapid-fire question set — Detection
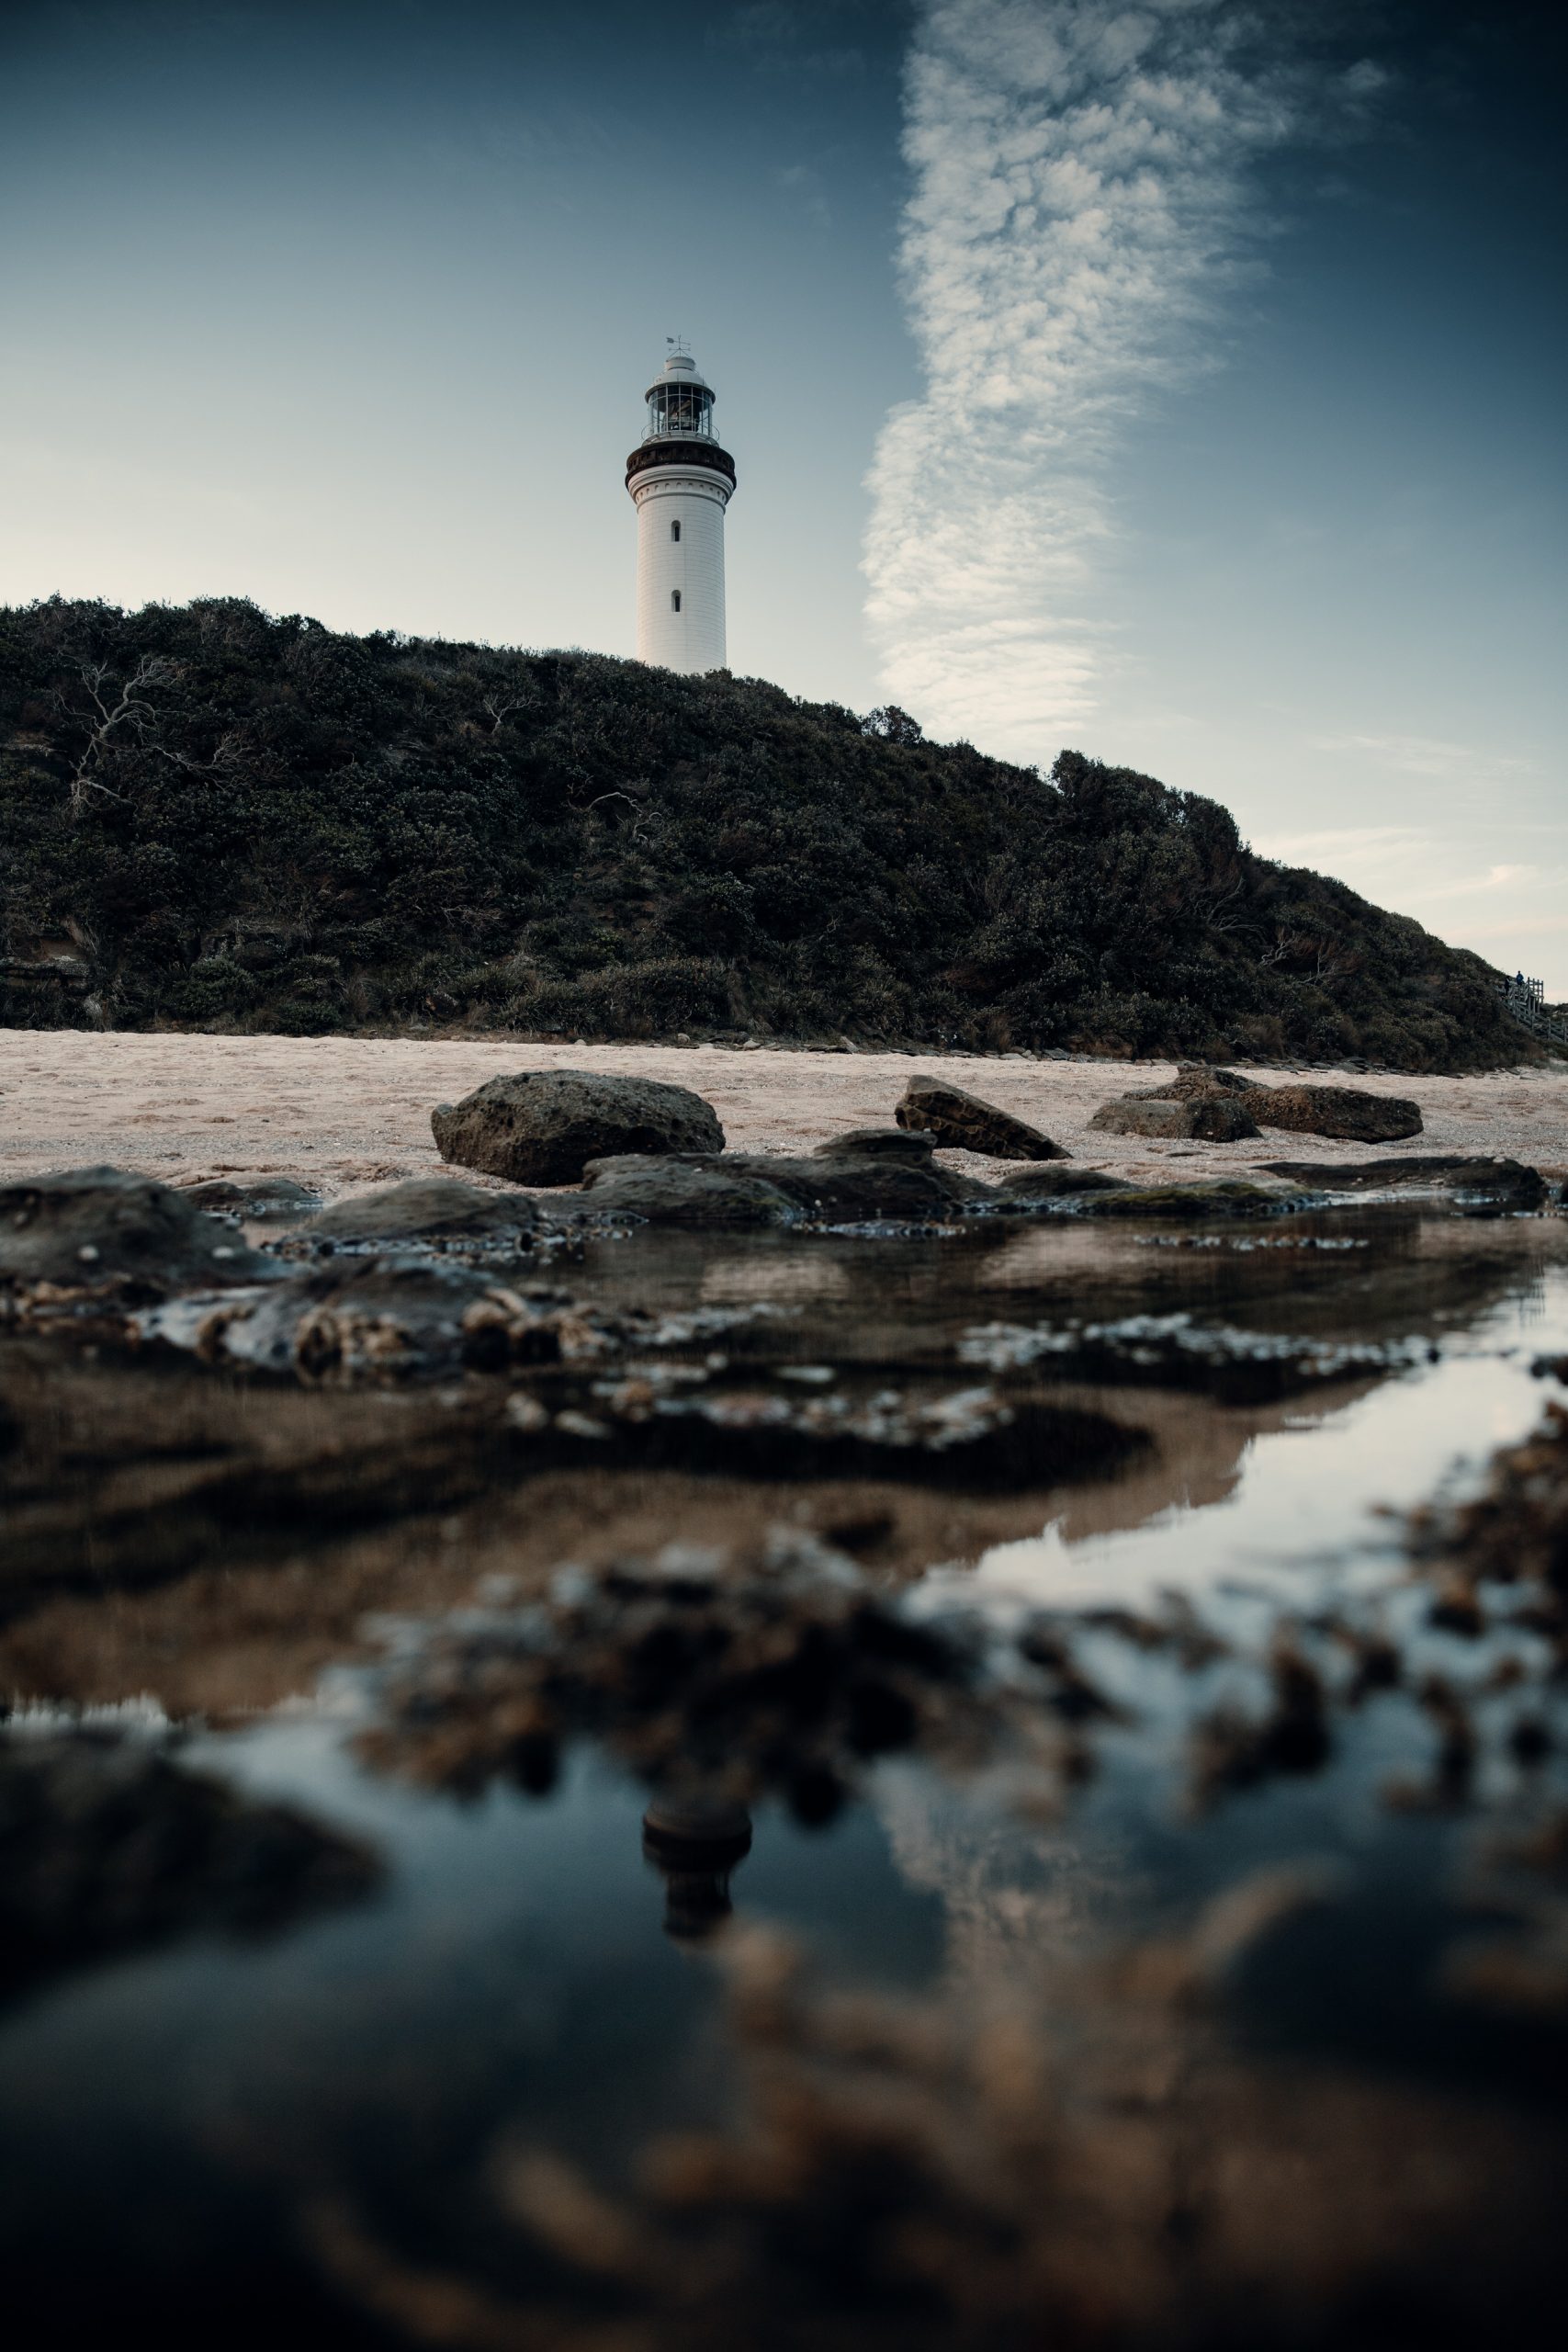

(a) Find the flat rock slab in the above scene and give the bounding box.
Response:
[0,1166,274,1290]
[1255,1085,1422,1142]
[432,1069,724,1186]
[1089,1097,1262,1142]
[897,1076,1067,1161]
[310,1178,540,1245]
[1257,1155,1542,1203]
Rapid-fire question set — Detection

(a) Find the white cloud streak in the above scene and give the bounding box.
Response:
[863,0,1312,754]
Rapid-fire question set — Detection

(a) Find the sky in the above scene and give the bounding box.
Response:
[2,0,1563,987]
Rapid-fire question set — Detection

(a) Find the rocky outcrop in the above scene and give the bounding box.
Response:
[1253,1085,1422,1142]
[812,1127,935,1163]
[0,1166,274,1291]
[311,1178,540,1247]
[895,1077,1067,1161]
[431,1069,724,1186]
[1088,1096,1262,1142]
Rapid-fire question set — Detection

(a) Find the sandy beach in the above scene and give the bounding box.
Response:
[4,1029,1566,1197]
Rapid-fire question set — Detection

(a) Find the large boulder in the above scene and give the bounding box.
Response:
[1255,1085,1422,1142]
[896,1076,1067,1161]
[0,1166,274,1291]
[311,1178,539,1247]
[576,1158,795,1228]
[1088,1096,1261,1142]
[431,1069,724,1186]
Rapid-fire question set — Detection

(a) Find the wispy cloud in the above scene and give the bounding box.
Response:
[863,1,1364,753]
[1311,731,1538,780]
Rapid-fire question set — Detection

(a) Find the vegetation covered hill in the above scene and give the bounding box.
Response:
[0,596,1533,1069]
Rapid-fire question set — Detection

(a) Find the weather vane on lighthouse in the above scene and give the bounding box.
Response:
[626,345,736,673]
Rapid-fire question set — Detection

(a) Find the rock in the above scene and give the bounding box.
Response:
[577,1151,987,1227]
[311,1178,540,1247]
[431,1069,724,1186]
[0,1166,275,1291]
[1077,1180,1316,1219]
[993,1165,1130,1200]
[148,1258,608,1380]
[1125,1064,1261,1102]
[896,1076,1067,1161]
[1088,1096,1262,1142]
[181,1176,321,1220]
[576,1158,795,1228]
[812,1127,936,1163]
[1256,1156,1544,1206]
[1254,1085,1422,1142]
[720,1152,990,1219]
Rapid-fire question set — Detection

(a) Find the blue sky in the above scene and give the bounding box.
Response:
[2,0,1563,987]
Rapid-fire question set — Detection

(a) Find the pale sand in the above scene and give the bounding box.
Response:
[2,1029,1566,1199]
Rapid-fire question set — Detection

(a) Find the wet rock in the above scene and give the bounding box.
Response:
[0,1165,275,1295]
[578,1151,987,1227]
[575,1156,795,1227]
[181,1175,321,1220]
[811,1126,936,1163]
[431,1068,724,1185]
[310,1178,541,1249]
[720,1151,990,1220]
[515,1372,1146,1489]
[1255,1085,1422,1142]
[993,1165,1130,1201]
[960,1310,1421,1404]
[140,1259,619,1381]
[895,1075,1067,1161]
[1076,1180,1314,1219]
[1257,1156,1544,1206]
[0,1729,378,2004]
[1089,1096,1262,1142]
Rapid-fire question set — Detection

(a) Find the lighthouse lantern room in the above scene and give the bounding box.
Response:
[626,347,736,673]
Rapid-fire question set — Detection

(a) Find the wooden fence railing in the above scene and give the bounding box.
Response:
[1496,974,1568,1047]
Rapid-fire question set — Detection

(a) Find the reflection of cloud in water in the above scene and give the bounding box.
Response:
[958,1349,1562,1611]
[698,1252,852,1304]
[874,1761,1136,1992]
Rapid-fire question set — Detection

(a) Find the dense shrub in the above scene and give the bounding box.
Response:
[0,595,1530,1069]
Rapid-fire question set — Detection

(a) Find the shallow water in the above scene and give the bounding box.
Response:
[4,1202,1568,2344]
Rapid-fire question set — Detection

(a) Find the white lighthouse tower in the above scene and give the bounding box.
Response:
[626,347,736,673]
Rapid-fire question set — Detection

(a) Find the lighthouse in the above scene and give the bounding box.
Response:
[626,347,736,673]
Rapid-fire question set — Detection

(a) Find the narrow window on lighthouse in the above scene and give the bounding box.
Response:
[671,519,681,541]
[671,590,682,612]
